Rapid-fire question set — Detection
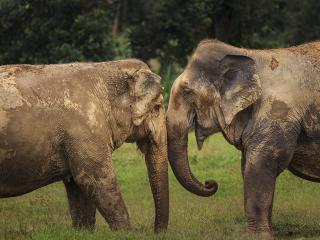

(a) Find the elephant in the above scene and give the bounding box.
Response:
[166,39,320,239]
[0,59,168,232]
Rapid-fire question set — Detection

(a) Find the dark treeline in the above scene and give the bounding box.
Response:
[1,0,320,66]
[0,0,319,104]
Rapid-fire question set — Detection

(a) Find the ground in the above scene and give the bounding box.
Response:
[1,133,320,240]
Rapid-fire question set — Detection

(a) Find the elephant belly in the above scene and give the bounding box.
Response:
[0,142,69,197]
[0,111,70,197]
[289,140,320,181]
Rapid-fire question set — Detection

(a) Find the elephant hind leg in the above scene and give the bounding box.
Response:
[64,135,131,230]
[64,178,96,229]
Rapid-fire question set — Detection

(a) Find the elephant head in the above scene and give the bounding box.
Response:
[122,64,169,232]
[166,40,261,196]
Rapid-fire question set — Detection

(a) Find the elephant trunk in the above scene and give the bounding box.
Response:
[145,139,169,232]
[167,120,218,197]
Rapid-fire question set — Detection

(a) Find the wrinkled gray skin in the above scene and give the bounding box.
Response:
[167,40,320,239]
[0,59,168,232]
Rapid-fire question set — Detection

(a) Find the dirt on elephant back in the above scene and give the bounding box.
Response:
[108,58,148,70]
[287,41,320,70]
[0,64,44,72]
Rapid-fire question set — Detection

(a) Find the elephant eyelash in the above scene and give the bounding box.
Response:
[187,110,196,127]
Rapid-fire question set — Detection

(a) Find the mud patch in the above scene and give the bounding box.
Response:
[0,110,9,131]
[63,90,83,114]
[269,100,290,120]
[304,104,320,133]
[287,41,320,70]
[0,77,24,109]
[269,57,279,70]
[87,102,98,128]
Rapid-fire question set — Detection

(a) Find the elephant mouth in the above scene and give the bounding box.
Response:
[193,112,216,150]
[192,113,205,150]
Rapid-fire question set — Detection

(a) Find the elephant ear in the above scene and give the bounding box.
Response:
[129,69,162,126]
[219,55,261,125]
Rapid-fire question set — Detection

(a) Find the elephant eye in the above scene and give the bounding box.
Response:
[183,88,192,96]
[151,104,161,117]
[154,104,161,112]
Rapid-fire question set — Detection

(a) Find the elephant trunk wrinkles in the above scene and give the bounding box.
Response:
[145,140,169,232]
[167,122,218,197]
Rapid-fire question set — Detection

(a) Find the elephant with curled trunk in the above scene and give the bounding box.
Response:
[167,39,320,239]
[0,59,168,232]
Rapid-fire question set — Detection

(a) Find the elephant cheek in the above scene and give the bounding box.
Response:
[148,111,166,146]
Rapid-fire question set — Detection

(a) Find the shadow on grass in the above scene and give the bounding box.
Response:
[274,222,320,239]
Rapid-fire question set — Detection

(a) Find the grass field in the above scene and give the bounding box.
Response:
[1,133,320,240]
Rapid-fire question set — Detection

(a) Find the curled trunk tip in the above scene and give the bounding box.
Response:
[167,126,218,197]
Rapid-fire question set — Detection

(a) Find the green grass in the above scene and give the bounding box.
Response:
[1,133,320,239]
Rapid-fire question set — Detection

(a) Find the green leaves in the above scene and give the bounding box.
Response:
[0,0,131,64]
[0,0,319,84]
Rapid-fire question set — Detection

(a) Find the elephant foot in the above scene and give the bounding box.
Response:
[110,225,131,232]
[129,225,142,232]
[109,221,132,231]
[244,228,274,240]
[247,231,273,240]
[73,221,96,230]
[260,231,273,240]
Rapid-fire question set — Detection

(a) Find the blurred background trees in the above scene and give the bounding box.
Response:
[0,0,319,104]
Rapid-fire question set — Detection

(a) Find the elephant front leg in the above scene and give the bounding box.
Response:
[64,178,96,229]
[243,123,299,239]
[65,137,131,231]
[244,161,276,239]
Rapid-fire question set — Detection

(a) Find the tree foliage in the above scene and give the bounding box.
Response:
[0,0,131,64]
[0,0,319,68]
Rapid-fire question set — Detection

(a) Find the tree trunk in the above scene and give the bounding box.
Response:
[112,0,122,36]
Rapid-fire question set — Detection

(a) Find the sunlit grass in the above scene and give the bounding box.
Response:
[1,133,320,239]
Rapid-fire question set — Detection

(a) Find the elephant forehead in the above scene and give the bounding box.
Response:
[182,67,214,91]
